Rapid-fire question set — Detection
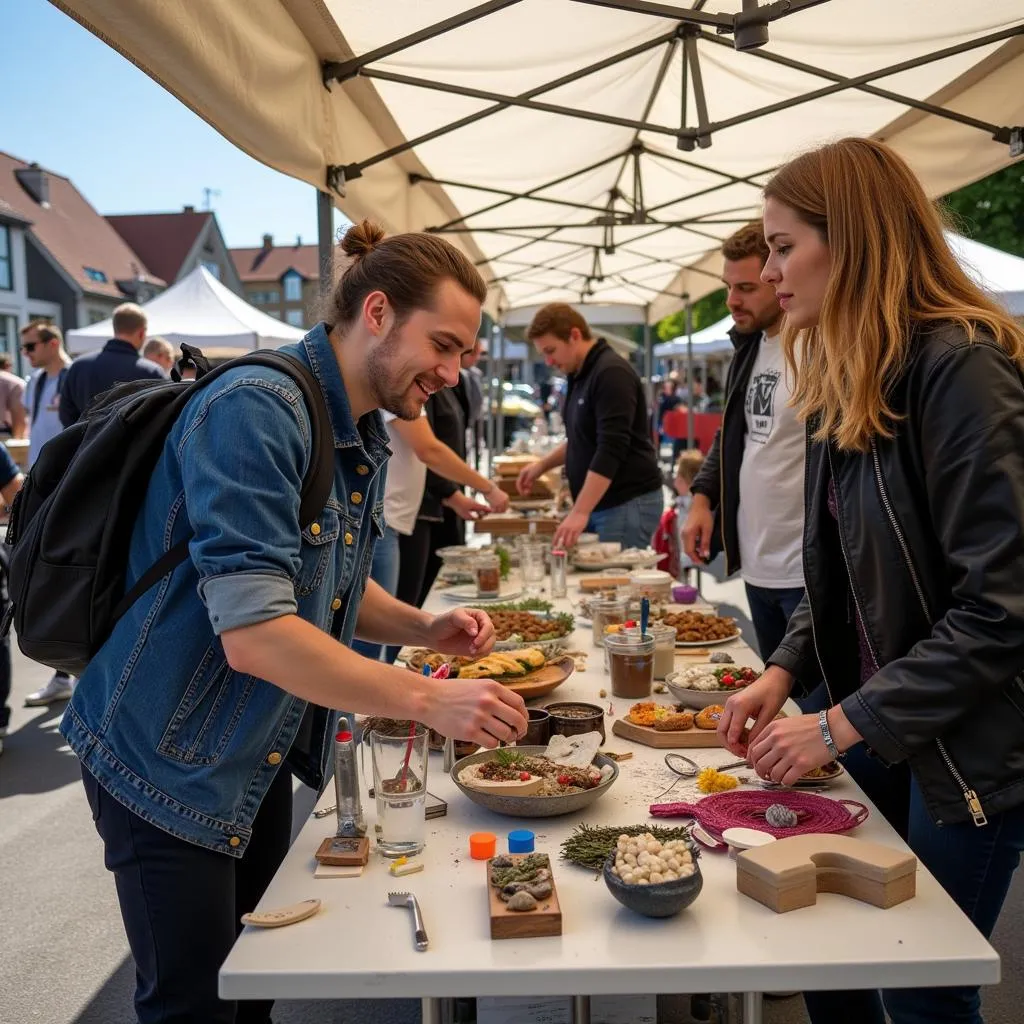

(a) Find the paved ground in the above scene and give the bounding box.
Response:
[1,568,1020,1023]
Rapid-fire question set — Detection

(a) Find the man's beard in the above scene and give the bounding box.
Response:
[366,324,421,420]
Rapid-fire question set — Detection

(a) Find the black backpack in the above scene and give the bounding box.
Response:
[3,344,334,676]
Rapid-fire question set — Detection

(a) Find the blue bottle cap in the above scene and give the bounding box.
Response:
[508,829,536,854]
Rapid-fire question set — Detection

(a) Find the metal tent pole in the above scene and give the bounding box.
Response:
[317,189,334,307]
[685,298,695,449]
[495,322,506,453]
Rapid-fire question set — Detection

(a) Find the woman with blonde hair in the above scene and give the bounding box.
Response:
[720,137,1024,1023]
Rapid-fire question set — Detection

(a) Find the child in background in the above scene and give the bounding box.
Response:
[653,450,705,580]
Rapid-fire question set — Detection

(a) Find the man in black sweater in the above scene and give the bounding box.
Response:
[517,304,662,550]
[59,303,166,427]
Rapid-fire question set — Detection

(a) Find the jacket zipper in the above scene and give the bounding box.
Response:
[870,440,987,826]
[718,383,732,577]
[804,429,834,706]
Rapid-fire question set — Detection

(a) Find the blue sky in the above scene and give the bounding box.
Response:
[1,0,329,248]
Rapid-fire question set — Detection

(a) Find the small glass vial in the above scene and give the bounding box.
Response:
[333,717,366,838]
[550,548,567,598]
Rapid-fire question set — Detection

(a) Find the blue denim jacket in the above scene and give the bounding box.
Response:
[61,324,389,856]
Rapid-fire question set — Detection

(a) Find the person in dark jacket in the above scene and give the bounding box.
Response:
[719,138,1024,1024]
[59,303,166,426]
[682,224,799,667]
[517,304,663,551]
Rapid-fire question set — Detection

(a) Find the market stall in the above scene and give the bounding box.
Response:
[220,563,999,1022]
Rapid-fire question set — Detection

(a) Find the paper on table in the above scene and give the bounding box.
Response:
[543,732,602,767]
[313,863,363,879]
[477,997,571,1024]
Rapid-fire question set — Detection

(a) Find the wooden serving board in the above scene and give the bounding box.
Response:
[503,656,575,700]
[736,834,917,914]
[478,515,559,537]
[488,855,562,940]
[612,717,722,748]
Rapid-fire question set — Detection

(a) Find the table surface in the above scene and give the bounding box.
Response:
[220,574,999,1001]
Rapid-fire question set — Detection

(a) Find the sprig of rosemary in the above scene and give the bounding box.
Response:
[560,823,695,871]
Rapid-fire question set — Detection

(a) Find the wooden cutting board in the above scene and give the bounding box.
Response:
[612,717,722,748]
[503,657,575,700]
[478,515,559,536]
[488,855,562,939]
[736,834,917,914]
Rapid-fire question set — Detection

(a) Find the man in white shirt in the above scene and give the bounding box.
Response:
[683,223,806,674]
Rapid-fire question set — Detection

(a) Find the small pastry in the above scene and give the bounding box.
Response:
[653,711,694,732]
[694,704,725,730]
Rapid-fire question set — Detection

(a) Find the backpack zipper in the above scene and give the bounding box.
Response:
[870,439,987,827]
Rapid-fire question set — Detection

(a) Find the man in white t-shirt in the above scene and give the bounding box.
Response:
[352,410,509,661]
[683,223,807,677]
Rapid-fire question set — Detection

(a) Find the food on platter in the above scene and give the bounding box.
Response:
[405,647,551,679]
[490,853,554,910]
[672,665,761,692]
[488,609,574,643]
[625,703,693,731]
[655,609,739,643]
[802,761,843,780]
[458,748,611,797]
[608,833,697,885]
[694,705,726,730]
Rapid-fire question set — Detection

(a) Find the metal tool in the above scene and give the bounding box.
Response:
[387,891,429,951]
[655,753,751,799]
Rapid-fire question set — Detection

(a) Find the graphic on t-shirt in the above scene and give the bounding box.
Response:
[746,369,781,443]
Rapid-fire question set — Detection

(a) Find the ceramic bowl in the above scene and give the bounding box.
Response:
[450,746,619,818]
[664,665,760,708]
[603,852,703,918]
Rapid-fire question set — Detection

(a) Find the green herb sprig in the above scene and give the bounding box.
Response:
[560,824,696,871]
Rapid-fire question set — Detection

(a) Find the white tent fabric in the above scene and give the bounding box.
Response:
[654,313,735,357]
[52,1,1024,323]
[65,265,307,355]
[946,232,1024,316]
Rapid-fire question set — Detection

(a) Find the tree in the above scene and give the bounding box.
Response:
[942,162,1024,257]
[655,289,729,342]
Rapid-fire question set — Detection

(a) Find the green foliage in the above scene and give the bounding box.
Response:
[942,162,1024,258]
[655,289,729,343]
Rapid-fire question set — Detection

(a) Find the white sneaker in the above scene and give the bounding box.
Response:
[24,673,75,707]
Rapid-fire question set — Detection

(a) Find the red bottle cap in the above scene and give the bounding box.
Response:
[336,731,353,742]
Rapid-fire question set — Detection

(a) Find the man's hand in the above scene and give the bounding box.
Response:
[483,483,510,514]
[552,508,588,551]
[717,666,794,756]
[747,713,834,787]
[425,607,495,657]
[516,462,543,496]
[682,493,714,563]
[443,491,492,521]
[422,677,528,748]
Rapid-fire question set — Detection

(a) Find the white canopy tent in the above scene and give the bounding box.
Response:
[65,265,307,355]
[655,312,735,357]
[51,1,1024,328]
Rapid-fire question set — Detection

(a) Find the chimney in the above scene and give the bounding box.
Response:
[296,234,302,247]
[183,204,195,214]
[15,162,50,206]
[262,234,273,251]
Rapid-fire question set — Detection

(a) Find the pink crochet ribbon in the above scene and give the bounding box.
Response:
[650,789,869,839]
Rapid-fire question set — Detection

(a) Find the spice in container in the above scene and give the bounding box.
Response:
[628,569,673,603]
[648,622,678,679]
[550,548,568,598]
[474,552,501,599]
[605,632,655,698]
[591,594,629,648]
[333,717,366,838]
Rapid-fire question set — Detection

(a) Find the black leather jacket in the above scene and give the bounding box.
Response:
[770,323,1024,827]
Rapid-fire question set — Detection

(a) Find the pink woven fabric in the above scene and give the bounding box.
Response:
[649,790,869,839]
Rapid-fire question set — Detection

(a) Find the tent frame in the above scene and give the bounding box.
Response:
[317,3,1022,306]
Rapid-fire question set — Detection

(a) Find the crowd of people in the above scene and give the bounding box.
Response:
[1,137,1022,1024]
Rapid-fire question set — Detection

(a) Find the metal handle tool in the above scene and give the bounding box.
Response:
[387,891,429,951]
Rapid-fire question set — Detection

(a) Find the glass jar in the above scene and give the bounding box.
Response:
[590,594,629,648]
[647,622,678,679]
[474,553,501,599]
[629,569,673,603]
[605,632,656,698]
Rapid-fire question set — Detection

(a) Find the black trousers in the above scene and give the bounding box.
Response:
[398,509,465,609]
[82,764,293,1023]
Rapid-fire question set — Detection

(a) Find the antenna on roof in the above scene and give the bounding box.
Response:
[202,187,221,211]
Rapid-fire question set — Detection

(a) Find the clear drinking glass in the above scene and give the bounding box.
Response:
[370,726,428,858]
[519,538,548,595]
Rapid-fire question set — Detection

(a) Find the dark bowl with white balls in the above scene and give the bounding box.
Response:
[603,848,703,919]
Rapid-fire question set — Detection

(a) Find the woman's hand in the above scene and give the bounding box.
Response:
[717,666,794,756]
[747,714,833,787]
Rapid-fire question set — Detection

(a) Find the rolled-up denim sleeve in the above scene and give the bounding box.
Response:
[176,375,311,635]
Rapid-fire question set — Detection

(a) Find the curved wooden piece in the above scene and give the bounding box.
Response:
[736,833,917,914]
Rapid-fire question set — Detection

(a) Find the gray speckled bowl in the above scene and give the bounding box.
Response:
[450,746,619,818]
[602,852,703,918]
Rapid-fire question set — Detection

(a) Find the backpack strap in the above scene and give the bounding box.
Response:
[31,368,69,425]
[113,350,335,621]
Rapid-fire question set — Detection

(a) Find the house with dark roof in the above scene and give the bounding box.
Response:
[229,235,320,330]
[0,151,165,367]
[107,207,243,296]
[0,197,44,371]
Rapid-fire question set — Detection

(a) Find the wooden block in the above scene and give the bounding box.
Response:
[488,855,562,940]
[736,834,917,913]
[612,717,722,748]
[579,575,632,593]
[315,835,369,866]
[478,515,560,537]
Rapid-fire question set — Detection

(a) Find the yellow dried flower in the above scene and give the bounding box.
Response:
[697,767,739,794]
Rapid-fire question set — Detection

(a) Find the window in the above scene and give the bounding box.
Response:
[201,260,221,280]
[88,309,108,324]
[283,271,302,302]
[249,289,280,305]
[0,226,11,291]
[83,266,108,283]
[285,309,304,328]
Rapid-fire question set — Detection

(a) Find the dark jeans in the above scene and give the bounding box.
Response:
[352,524,402,664]
[398,509,464,610]
[795,688,1024,1024]
[744,583,807,689]
[82,763,293,1024]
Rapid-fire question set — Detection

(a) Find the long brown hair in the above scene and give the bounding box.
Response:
[327,220,487,328]
[764,138,1024,452]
